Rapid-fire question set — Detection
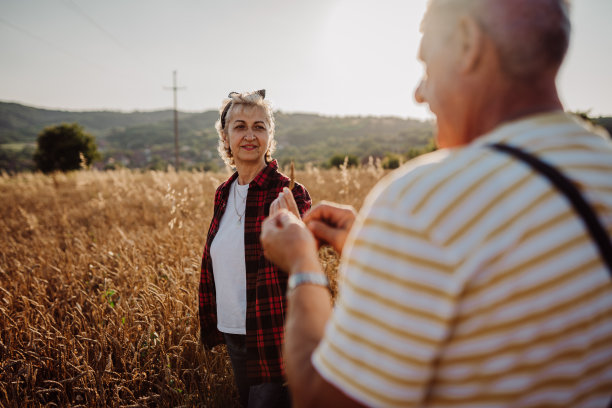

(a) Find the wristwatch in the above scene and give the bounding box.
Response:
[287,272,330,293]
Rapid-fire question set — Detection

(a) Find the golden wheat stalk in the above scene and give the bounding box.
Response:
[289,161,295,190]
[0,167,382,407]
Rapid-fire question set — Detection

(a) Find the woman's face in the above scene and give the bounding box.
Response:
[224,105,271,167]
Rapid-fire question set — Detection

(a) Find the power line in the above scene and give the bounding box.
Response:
[60,0,133,57]
[164,71,186,169]
[56,0,155,82]
[0,17,113,74]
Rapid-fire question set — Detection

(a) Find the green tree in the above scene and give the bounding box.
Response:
[33,123,100,173]
[381,153,401,169]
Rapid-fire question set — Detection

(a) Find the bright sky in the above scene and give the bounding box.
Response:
[1,0,611,120]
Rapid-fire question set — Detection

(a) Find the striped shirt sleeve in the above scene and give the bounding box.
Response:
[312,153,461,407]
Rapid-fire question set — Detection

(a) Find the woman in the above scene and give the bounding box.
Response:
[199,90,311,408]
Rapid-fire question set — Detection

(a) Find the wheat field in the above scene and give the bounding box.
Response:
[0,163,386,407]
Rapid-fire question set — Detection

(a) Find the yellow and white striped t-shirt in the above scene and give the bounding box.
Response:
[312,112,612,407]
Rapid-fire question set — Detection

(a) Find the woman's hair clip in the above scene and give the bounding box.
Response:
[221,89,266,129]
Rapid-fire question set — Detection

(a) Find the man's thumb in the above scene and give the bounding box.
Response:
[307,220,339,250]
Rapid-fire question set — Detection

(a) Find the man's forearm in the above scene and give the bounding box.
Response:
[284,284,333,406]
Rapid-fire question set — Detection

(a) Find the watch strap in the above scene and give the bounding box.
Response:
[288,273,329,292]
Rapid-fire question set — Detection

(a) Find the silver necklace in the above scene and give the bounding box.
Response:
[233,182,247,224]
[235,183,248,200]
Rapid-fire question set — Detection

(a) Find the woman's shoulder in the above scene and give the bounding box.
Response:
[216,179,231,191]
[214,174,236,197]
[272,169,290,183]
[259,164,288,186]
[272,169,309,191]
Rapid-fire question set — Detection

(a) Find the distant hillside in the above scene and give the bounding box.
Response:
[0,101,201,144]
[5,102,608,174]
[0,102,435,172]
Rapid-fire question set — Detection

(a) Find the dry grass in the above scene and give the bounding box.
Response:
[0,163,386,407]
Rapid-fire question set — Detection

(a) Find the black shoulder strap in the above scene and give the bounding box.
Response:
[490,143,612,276]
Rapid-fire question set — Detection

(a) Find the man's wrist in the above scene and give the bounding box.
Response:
[288,254,322,276]
[288,272,329,293]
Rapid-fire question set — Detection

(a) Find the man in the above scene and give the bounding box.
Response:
[261,0,612,406]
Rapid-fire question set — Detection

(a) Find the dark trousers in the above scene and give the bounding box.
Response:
[223,333,291,408]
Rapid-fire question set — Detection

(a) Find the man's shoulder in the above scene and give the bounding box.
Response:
[474,111,612,151]
[377,149,451,190]
[369,147,488,207]
[366,112,612,218]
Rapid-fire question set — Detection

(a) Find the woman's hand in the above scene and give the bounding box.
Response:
[270,187,300,218]
[261,209,321,275]
[303,202,357,255]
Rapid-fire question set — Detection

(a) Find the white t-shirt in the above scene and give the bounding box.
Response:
[210,179,249,334]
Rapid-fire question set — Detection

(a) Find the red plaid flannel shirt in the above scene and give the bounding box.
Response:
[199,160,311,384]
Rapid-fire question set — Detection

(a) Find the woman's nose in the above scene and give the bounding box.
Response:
[244,130,255,140]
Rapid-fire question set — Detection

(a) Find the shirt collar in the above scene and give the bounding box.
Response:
[250,160,278,189]
[471,110,577,147]
[221,160,278,192]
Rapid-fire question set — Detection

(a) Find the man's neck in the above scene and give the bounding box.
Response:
[464,76,563,144]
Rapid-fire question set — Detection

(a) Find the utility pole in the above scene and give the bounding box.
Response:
[164,70,185,169]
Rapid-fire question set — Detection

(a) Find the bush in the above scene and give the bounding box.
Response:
[33,123,100,173]
[329,154,359,168]
[381,153,401,169]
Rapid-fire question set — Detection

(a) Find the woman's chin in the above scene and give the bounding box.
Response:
[235,154,265,167]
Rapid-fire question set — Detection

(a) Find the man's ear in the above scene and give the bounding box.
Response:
[458,15,484,73]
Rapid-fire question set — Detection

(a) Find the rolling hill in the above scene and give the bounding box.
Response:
[0,101,435,172]
[3,101,609,174]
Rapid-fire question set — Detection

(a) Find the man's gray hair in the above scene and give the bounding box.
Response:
[425,0,571,79]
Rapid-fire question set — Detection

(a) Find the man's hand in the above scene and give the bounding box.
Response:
[261,209,321,275]
[270,187,300,218]
[263,209,366,408]
[303,202,357,255]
